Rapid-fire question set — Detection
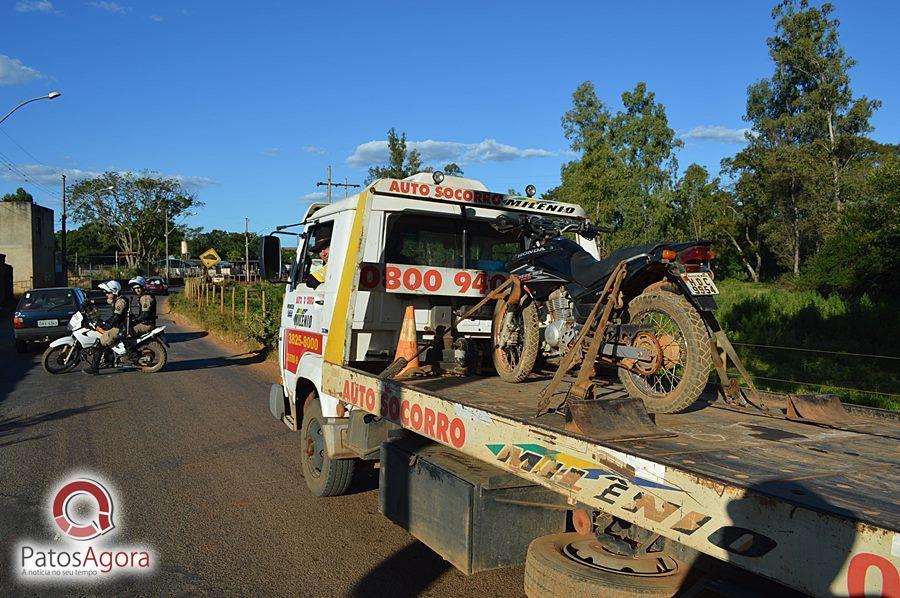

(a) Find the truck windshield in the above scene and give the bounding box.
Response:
[385,214,521,270]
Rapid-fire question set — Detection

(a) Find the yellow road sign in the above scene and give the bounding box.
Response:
[200,248,221,267]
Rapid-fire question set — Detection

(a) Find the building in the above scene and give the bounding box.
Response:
[0,201,56,292]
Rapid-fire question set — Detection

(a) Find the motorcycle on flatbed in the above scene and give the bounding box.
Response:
[491,213,719,414]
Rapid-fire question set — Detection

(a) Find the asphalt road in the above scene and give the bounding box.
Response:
[0,298,525,596]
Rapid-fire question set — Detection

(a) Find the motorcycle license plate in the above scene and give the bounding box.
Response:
[37,319,59,327]
[681,272,719,295]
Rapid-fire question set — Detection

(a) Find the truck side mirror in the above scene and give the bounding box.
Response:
[259,235,282,282]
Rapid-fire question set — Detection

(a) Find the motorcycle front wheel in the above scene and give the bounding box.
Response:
[137,340,167,373]
[492,297,540,383]
[42,344,81,374]
[618,290,712,414]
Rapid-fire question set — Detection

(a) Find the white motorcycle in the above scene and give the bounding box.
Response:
[41,308,169,375]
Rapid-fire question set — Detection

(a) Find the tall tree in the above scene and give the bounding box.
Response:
[550,81,682,250]
[729,0,879,276]
[366,128,423,183]
[68,172,201,269]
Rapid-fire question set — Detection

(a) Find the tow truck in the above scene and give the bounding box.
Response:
[260,173,899,597]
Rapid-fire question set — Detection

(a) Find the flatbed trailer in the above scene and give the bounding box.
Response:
[323,361,898,596]
[263,174,899,597]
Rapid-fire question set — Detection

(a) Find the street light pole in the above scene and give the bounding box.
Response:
[0,92,61,126]
[164,199,170,284]
[61,174,67,285]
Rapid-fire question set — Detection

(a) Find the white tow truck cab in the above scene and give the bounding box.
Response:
[261,173,900,597]
[273,173,595,423]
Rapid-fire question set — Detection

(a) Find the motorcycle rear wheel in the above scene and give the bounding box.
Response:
[492,297,540,383]
[42,344,81,374]
[618,291,711,414]
[137,341,167,373]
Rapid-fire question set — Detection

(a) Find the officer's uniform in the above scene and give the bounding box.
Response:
[133,293,157,335]
[305,232,330,289]
[100,295,129,347]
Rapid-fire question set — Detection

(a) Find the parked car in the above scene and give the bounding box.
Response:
[13,288,88,353]
[145,277,169,295]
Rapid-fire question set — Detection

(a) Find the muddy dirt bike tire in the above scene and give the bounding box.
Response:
[301,397,355,497]
[139,340,168,373]
[492,297,540,383]
[41,344,81,374]
[618,290,711,414]
[524,533,688,598]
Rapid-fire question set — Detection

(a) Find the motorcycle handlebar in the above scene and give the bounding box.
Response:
[492,214,616,238]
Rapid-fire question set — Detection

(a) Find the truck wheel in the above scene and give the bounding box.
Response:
[300,397,355,497]
[524,533,688,598]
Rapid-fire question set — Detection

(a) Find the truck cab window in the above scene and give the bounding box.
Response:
[296,221,334,288]
[385,214,521,270]
[385,214,462,268]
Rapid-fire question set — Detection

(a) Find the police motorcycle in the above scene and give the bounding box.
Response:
[490,213,719,414]
[41,297,169,375]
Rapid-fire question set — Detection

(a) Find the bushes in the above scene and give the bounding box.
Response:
[716,280,899,410]
[170,280,284,354]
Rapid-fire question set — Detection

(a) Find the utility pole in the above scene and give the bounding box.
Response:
[317,165,359,204]
[164,199,170,284]
[244,217,250,282]
[61,174,67,284]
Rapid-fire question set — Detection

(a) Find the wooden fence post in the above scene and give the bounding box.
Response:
[220,285,224,313]
[262,290,266,319]
[244,287,249,322]
[231,286,235,320]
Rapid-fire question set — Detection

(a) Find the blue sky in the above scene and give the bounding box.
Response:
[1,0,898,237]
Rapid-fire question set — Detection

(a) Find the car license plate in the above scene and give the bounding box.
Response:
[681,272,719,296]
[37,319,59,327]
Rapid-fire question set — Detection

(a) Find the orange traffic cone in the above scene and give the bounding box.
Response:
[394,306,419,378]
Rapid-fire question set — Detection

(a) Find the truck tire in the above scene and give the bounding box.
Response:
[524,533,687,598]
[617,291,711,414]
[300,398,355,497]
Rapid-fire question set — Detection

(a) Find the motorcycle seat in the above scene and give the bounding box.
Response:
[569,243,659,288]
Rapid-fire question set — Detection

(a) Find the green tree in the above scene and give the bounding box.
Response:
[443,162,464,177]
[187,229,258,262]
[366,128,423,183]
[68,172,201,269]
[56,221,119,268]
[729,0,879,276]
[550,81,682,252]
[1,187,34,202]
[804,147,900,297]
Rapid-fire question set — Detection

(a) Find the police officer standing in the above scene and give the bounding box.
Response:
[129,276,157,335]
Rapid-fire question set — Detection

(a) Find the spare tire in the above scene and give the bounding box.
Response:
[524,533,688,598]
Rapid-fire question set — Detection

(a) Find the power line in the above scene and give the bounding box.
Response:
[731,341,900,361]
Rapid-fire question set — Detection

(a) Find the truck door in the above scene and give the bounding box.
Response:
[281,220,334,405]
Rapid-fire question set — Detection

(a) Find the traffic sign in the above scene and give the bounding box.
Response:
[200,248,221,267]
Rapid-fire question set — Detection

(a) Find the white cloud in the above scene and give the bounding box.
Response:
[346,138,555,167]
[303,191,327,200]
[88,1,126,14]
[0,54,45,86]
[149,14,163,22]
[0,163,216,190]
[302,145,326,155]
[261,148,280,157]
[681,125,753,144]
[15,0,54,12]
